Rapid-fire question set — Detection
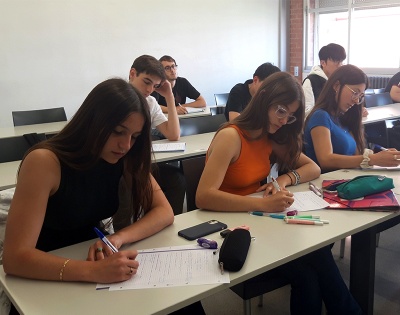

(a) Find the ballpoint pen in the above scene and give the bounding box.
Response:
[309,182,322,197]
[177,103,188,114]
[271,177,281,191]
[94,227,118,253]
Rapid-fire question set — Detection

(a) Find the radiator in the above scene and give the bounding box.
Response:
[368,76,391,89]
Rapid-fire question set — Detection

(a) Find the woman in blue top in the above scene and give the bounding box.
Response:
[304,64,400,172]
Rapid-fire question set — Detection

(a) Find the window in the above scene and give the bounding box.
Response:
[304,0,400,73]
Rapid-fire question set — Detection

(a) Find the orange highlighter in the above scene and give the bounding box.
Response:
[284,218,323,226]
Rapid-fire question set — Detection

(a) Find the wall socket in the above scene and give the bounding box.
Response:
[294,66,299,77]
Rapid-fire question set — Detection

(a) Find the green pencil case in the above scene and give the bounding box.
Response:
[336,175,394,200]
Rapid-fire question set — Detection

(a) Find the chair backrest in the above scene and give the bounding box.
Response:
[180,114,226,137]
[0,133,46,163]
[12,107,67,126]
[181,156,206,211]
[364,92,393,108]
[214,93,229,106]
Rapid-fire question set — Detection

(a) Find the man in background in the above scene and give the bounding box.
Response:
[129,55,185,215]
[224,62,280,121]
[385,71,400,103]
[302,43,346,116]
[152,55,206,115]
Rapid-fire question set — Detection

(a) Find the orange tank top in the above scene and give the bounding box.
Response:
[210,125,273,196]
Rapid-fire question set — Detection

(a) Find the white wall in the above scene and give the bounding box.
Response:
[0,0,281,127]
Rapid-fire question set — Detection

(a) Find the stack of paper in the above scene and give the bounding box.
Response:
[152,142,186,152]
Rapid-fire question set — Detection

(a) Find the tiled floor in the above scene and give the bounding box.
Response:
[201,224,400,315]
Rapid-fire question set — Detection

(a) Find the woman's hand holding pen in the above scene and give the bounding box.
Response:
[260,191,294,212]
[88,250,139,283]
[369,149,400,167]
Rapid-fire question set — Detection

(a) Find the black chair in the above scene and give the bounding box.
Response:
[12,107,67,126]
[180,114,226,137]
[180,156,206,212]
[0,133,46,163]
[364,92,393,108]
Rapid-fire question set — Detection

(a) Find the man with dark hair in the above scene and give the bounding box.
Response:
[129,55,180,140]
[385,71,400,103]
[129,55,185,216]
[152,55,206,115]
[224,62,281,121]
[303,43,346,115]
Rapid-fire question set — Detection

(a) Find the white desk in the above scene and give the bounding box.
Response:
[0,161,20,190]
[0,121,67,139]
[0,132,215,190]
[152,132,214,163]
[362,103,400,125]
[0,169,399,315]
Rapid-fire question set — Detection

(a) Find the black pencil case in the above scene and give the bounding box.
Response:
[218,229,251,272]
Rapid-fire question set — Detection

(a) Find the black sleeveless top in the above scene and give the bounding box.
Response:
[36,159,123,252]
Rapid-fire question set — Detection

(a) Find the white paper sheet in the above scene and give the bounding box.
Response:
[152,142,186,152]
[96,245,230,291]
[185,107,205,113]
[249,191,329,212]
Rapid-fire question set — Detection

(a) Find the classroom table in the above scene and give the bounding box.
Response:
[0,132,215,190]
[0,169,399,315]
[0,107,212,140]
[362,102,400,125]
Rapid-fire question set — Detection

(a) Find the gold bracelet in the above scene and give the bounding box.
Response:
[59,259,71,281]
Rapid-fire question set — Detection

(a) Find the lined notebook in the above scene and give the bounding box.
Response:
[322,179,400,211]
[152,142,186,152]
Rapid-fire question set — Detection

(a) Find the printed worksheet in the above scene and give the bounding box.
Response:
[96,245,229,291]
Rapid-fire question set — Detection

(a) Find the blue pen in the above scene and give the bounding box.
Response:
[94,227,118,253]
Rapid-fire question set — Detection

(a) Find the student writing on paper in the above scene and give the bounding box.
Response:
[3,79,175,313]
[304,65,400,173]
[152,55,206,115]
[196,72,362,315]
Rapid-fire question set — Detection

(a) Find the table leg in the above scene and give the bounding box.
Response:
[350,227,377,315]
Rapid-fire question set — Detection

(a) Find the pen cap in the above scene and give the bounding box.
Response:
[218,229,251,272]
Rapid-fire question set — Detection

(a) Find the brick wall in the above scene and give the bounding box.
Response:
[290,0,304,83]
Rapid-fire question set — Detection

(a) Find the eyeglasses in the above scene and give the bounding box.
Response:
[275,105,297,124]
[164,64,178,71]
[345,85,365,105]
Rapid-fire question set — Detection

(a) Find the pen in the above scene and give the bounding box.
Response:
[271,177,281,191]
[177,103,188,114]
[288,215,320,219]
[284,218,324,226]
[309,182,322,197]
[94,227,118,253]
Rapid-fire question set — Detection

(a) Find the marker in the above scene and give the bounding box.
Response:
[288,215,320,219]
[284,218,324,226]
[287,217,329,224]
[271,177,281,191]
[94,227,118,253]
[309,182,322,197]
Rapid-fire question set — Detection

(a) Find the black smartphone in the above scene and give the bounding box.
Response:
[178,220,228,240]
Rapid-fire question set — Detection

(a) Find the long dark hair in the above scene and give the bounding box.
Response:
[305,64,368,154]
[222,72,305,171]
[23,78,153,222]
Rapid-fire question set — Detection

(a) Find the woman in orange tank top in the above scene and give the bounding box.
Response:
[197,72,320,212]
